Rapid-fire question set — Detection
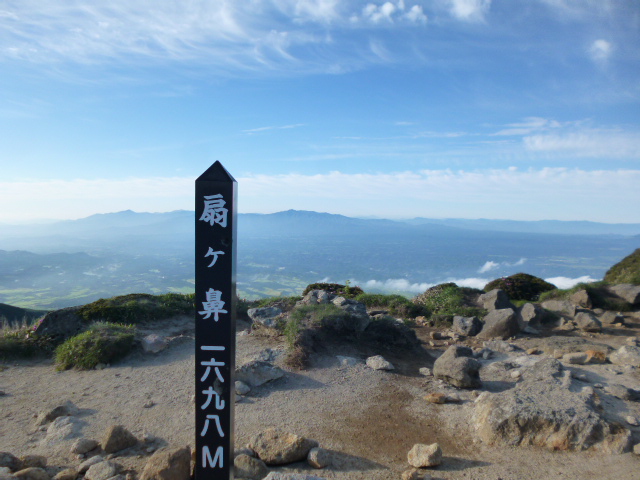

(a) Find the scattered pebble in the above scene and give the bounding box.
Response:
[142,401,155,409]
[626,416,639,426]
[424,393,447,404]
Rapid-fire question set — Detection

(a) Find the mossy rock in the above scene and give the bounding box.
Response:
[77,293,194,324]
[413,283,485,318]
[604,248,640,285]
[302,283,364,298]
[484,273,556,301]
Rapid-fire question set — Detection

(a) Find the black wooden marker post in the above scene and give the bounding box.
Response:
[195,161,237,479]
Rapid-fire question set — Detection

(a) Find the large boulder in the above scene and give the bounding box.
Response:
[433,345,481,389]
[452,316,482,336]
[248,307,283,328]
[600,311,625,325]
[233,454,268,480]
[574,311,602,332]
[608,284,640,306]
[610,345,640,368]
[516,303,550,329]
[478,289,514,311]
[140,447,191,480]
[235,360,284,387]
[569,290,592,308]
[0,453,22,472]
[407,443,442,468]
[33,306,84,339]
[101,425,138,454]
[248,429,318,466]
[541,300,576,318]
[473,358,631,453]
[477,308,519,340]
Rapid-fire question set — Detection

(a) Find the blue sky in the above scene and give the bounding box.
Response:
[1,0,639,223]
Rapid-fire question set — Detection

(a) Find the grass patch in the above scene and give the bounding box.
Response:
[354,293,429,319]
[413,283,485,318]
[54,322,136,370]
[0,326,56,360]
[302,282,364,299]
[77,293,194,324]
[604,248,640,285]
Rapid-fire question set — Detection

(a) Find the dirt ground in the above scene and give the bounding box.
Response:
[1,316,640,480]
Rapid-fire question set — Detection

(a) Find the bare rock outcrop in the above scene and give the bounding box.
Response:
[140,447,191,480]
[478,289,514,311]
[473,358,632,453]
[476,308,519,340]
[248,429,318,466]
[433,346,481,389]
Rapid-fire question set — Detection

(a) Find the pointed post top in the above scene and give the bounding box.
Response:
[196,161,236,183]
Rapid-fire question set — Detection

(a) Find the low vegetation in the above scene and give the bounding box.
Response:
[484,273,556,301]
[302,282,364,298]
[78,293,194,324]
[354,293,429,319]
[604,248,640,285]
[54,322,136,371]
[413,283,485,320]
[0,326,56,360]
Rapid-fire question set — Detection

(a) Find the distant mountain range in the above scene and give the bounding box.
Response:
[0,210,638,309]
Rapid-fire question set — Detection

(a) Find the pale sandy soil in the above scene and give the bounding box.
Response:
[1,317,640,480]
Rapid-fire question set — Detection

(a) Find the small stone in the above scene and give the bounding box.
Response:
[307,447,331,469]
[233,454,268,480]
[53,469,77,480]
[585,350,606,364]
[248,428,318,465]
[13,468,49,480]
[85,461,121,480]
[140,447,191,480]
[101,425,138,454]
[35,401,78,426]
[407,443,442,468]
[366,355,394,371]
[190,395,196,404]
[235,381,251,396]
[0,452,22,472]
[141,334,167,354]
[627,337,639,346]
[510,370,522,379]
[71,438,99,455]
[234,448,255,458]
[419,367,432,377]
[562,352,589,365]
[0,467,12,477]
[626,416,639,426]
[143,401,155,409]
[19,456,46,469]
[424,393,447,404]
[401,468,431,480]
[634,443,640,455]
[526,348,540,355]
[336,356,359,367]
[78,456,106,474]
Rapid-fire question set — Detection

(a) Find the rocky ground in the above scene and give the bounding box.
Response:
[2,289,640,480]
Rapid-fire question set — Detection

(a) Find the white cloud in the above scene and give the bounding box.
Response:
[544,275,598,289]
[478,261,499,273]
[404,5,427,23]
[242,123,305,134]
[359,1,426,24]
[524,130,640,158]
[446,0,491,22]
[336,276,490,294]
[493,117,562,136]
[589,39,613,62]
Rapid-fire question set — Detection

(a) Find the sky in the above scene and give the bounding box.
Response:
[1,0,639,223]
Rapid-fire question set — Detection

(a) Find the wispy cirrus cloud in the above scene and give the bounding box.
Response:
[242,123,306,134]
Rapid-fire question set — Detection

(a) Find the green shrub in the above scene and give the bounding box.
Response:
[413,283,485,318]
[354,293,429,319]
[484,273,556,301]
[54,322,136,370]
[302,282,364,298]
[78,293,194,324]
[604,248,640,285]
[0,326,56,359]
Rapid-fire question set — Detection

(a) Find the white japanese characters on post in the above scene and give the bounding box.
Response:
[195,162,237,480]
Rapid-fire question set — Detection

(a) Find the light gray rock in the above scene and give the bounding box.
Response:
[478,289,514,311]
[610,345,640,368]
[419,367,432,376]
[18,457,45,470]
[0,467,12,477]
[634,443,640,456]
[13,468,49,480]
[248,428,318,466]
[307,447,331,469]
[141,334,167,354]
[140,447,191,480]
[482,339,518,353]
[235,360,285,387]
[516,303,550,329]
[562,352,589,365]
[233,454,268,480]
[52,468,77,480]
[247,307,283,328]
[366,355,394,371]
[599,311,625,325]
[78,456,106,474]
[85,461,121,480]
[477,308,519,340]
[452,316,482,336]
[407,443,442,468]
[473,358,632,453]
[101,425,138,454]
[35,401,78,426]
[433,345,481,389]
[71,438,99,455]
[298,290,332,306]
[235,381,251,396]
[401,468,431,480]
[608,284,640,306]
[574,312,602,332]
[569,289,592,308]
[541,300,576,318]
[42,416,82,446]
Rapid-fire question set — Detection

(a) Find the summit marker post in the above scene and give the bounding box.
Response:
[195,161,237,479]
